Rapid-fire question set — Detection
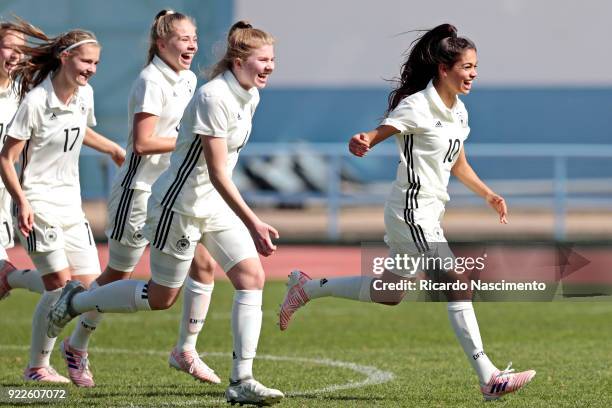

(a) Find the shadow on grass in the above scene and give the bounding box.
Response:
[85,388,223,400]
[293,394,394,402]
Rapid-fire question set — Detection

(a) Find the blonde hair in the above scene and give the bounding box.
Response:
[147,9,196,65]
[209,20,274,79]
[8,17,98,101]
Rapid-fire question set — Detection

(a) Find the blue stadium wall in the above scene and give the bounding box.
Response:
[2,1,611,196]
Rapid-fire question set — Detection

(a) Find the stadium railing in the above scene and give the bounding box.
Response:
[81,143,612,241]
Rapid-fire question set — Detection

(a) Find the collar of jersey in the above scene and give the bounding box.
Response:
[425,80,457,119]
[152,55,184,85]
[0,84,12,98]
[223,70,257,103]
[43,75,81,111]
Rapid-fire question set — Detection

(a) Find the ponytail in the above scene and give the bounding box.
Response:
[9,18,98,101]
[147,9,196,65]
[386,23,476,114]
[208,20,274,79]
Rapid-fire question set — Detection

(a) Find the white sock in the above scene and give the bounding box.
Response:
[231,290,262,381]
[29,288,61,368]
[447,301,498,385]
[303,276,372,302]
[69,282,103,351]
[72,280,151,314]
[6,267,44,294]
[176,278,213,352]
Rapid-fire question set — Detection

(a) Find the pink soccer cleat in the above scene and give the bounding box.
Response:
[481,362,536,401]
[169,348,221,384]
[278,270,311,331]
[60,338,94,387]
[23,366,70,383]
[0,260,17,301]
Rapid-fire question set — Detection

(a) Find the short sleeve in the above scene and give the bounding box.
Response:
[132,79,164,116]
[380,97,421,134]
[7,99,37,141]
[192,95,229,138]
[87,94,96,127]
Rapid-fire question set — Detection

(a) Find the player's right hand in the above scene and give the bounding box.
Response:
[249,220,279,257]
[348,133,370,157]
[17,200,34,237]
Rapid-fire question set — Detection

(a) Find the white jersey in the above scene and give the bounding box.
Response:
[380,80,470,209]
[114,56,197,192]
[0,84,20,190]
[151,70,259,218]
[7,76,96,214]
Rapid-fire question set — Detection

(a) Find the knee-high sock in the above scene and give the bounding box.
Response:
[69,282,103,351]
[447,301,497,385]
[71,280,151,314]
[6,267,44,294]
[29,288,61,368]
[231,290,262,381]
[303,276,372,302]
[176,278,213,351]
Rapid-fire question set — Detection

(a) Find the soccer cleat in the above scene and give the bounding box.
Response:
[481,362,536,401]
[168,348,221,384]
[47,280,85,338]
[0,260,17,301]
[278,270,311,331]
[225,378,284,406]
[60,338,94,387]
[23,366,70,383]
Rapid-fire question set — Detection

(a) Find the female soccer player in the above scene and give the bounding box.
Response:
[64,9,220,385]
[0,24,125,385]
[279,24,536,401]
[0,21,44,300]
[49,21,284,406]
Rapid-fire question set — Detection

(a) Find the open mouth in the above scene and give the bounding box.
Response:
[78,73,91,83]
[4,62,17,73]
[180,53,194,65]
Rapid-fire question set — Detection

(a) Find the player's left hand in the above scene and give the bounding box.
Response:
[111,145,126,166]
[486,192,508,224]
[249,220,279,256]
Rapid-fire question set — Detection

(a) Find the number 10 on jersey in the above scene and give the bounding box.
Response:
[443,138,461,163]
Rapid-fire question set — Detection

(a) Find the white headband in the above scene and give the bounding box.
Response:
[60,39,98,54]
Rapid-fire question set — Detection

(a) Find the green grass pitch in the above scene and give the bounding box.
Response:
[1,281,611,407]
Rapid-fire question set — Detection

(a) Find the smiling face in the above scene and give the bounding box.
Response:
[233,44,275,90]
[0,30,24,85]
[440,48,478,96]
[60,43,100,87]
[157,19,198,72]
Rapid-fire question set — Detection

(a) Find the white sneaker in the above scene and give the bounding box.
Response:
[481,362,536,401]
[225,378,284,406]
[278,270,311,331]
[168,347,221,384]
[0,260,17,301]
[47,280,85,338]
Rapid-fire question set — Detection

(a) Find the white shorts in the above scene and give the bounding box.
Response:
[106,187,150,272]
[383,199,455,277]
[106,187,149,248]
[143,199,257,288]
[16,210,100,276]
[0,189,14,249]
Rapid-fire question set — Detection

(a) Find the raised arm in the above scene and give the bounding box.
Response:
[201,135,279,256]
[348,125,399,157]
[84,127,126,166]
[452,147,507,224]
[0,137,33,235]
[132,112,177,155]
